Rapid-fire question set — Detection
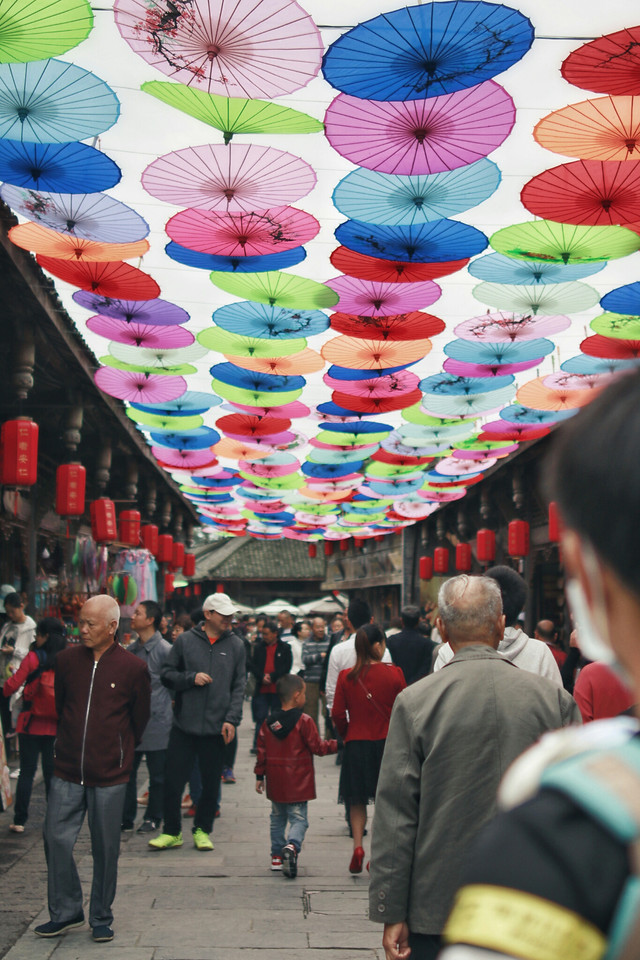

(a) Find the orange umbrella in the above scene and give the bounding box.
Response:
[321,336,431,369]
[516,377,598,411]
[213,438,268,460]
[9,222,149,261]
[534,96,640,161]
[224,348,324,375]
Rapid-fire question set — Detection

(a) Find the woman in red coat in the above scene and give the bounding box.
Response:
[2,618,66,832]
[332,623,406,874]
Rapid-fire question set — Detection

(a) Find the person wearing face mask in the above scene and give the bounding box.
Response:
[439,369,640,960]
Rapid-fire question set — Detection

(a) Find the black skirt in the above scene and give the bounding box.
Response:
[338,739,386,805]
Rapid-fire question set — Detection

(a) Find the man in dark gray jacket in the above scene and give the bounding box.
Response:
[149,593,245,852]
[369,575,580,960]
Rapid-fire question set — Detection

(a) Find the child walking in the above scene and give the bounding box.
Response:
[255,674,337,878]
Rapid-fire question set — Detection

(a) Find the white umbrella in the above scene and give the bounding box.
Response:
[231,599,255,616]
[298,594,348,615]
[255,598,301,615]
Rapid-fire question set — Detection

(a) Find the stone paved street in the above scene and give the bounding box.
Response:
[0,705,385,959]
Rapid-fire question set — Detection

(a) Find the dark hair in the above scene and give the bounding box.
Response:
[31,618,66,673]
[486,565,527,627]
[347,598,371,631]
[535,621,556,642]
[139,600,162,631]
[263,619,279,637]
[189,606,203,624]
[173,613,192,636]
[276,673,304,703]
[4,593,22,610]
[348,623,385,681]
[546,369,640,601]
[292,620,309,638]
[401,605,420,629]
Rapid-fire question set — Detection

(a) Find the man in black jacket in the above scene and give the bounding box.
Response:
[386,606,437,686]
[248,619,292,753]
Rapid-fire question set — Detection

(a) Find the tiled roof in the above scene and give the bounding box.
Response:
[196,538,326,581]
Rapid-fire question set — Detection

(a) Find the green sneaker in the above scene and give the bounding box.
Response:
[148,832,183,850]
[193,828,214,851]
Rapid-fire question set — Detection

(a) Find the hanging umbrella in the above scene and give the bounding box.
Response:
[151,427,220,450]
[212,301,328,339]
[0,138,121,192]
[500,404,575,425]
[472,280,600,315]
[443,357,541,378]
[0,0,93,63]
[542,371,611,391]
[73,291,188,325]
[324,365,419,389]
[330,312,445,341]
[322,336,431,369]
[164,241,306,272]
[128,409,203,431]
[397,421,475,443]
[444,337,554,366]
[561,354,640,376]
[326,276,440,315]
[455,310,571,342]
[335,217,487,263]
[165,205,319,256]
[432,456,495,476]
[521,160,640,227]
[94,367,186,402]
[591,312,640,339]
[479,420,551,441]
[600,281,640,316]
[152,447,218,469]
[36,257,160,298]
[561,26,640,97]
[332,159,501,225]
[229,400,310,419]
[141,80,323,141]
[9,221,149,260]
[322,3,533,100]
[131,391,220,415]
[580,334,640,359]
[226,350,323,377]
[209,271,339,309]
[318,423,392,443]
[516,377,597,411]
[534,96,640,161]
[329,247,468,283]
[490,220,640,264]
[87,316,194,348]
[198,328,307,357]
[0,185,149,243]
[324,82,515,176]
[108,342,208,370]
[467,252,606,285]
[211,362,305,394]
[141,142,315,212]
[101,355,196,377]
[420,373,514,395]
[114,0,323,98]
[421,383,515,417]
[333,390,423,415]
[0,59,119,142]
[212,379,303,409]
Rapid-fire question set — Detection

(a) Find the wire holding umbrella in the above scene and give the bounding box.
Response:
[165,205,319,256]
[0,138,122,192]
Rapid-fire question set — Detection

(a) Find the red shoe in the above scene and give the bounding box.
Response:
[349,846,365,874]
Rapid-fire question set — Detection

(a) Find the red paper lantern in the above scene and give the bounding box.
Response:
[434,547,449,574]
[456,543,472,572]
[183,553,195,577]
[354,537,364,548]
[375,535,384,542]
[172,541,185,571]
[324,541,333,556]
[141,524,159,555]
[476,528,496,564]
[308,543,317,559]
[185,586,192,598]
[164,571,174,594]
[55,463,86,516]
[508,519,530,557]
[1,418,38,486]
[119,509,141,546]
[340,539,349,552]
[548,502,561,543]
[157,534,173,563]
[90,498,117,543]
[216,582,224,593]
[193,583,202,596]
[419,556,433,580]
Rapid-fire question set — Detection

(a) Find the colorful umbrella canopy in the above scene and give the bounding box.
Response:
[109,342,208,369]
[420,383,515,417]
[561,26,640,96]
[114,0,323,98]
[472,280,601,315]
[333,390,423,415]
[515,377,597,411]
[132,391,220,415]
[479,420,551,441]
[211,302,328,339]
[490,220,640,264]
[128,409,204,431]
[600,281,640,316]
[542,371,611,391]
[86,316,194,348]
[0,138,121,192]
[322,2,533,100]
[211,362,305,394]
[329,312,445,341]
[561,354,640,376]
[421,373,514,395]
[165,205,319,256]
[152,447,218,469]
[324,81,515,175]
[141,81,323,141]
[499,404,575,425]
[225,350,323,377]
[150,426,219,450]
[591,312,640,339]
[455,310,570,341]
[467,252,606,284]
[581,334,640,359]
[322,336,431,369]
[534,96,640,161]
[0,185,149,242]
[443,357,540,378]
[335,218,487,262]
[209,271,339,309]
[94,367,187,402]
[102,354,197,377]
[521,160,640,226]
[0,59,119,142]
[141,142,316,213]
[444,337,554,366]
[0,0,93,63]
[9,221,149,260]
[164,242,306,273]
[199,329,307,357]
[37,257,160,298]
[73,291,189,325]
[326,276,440,315]
[329,247,468,283]
[332,160,500,225]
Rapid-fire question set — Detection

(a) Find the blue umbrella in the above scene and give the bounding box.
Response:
[0,59,119,142]
[366,477,426,496]
[600,281,640,316]
[327,363,415,380]
[316,401,367,418]
[212,301,329,340]
[209,362,305,393]
[308,447,370,465]
[444,338,555,365]
[321,421,392,436]
[130,392,221,416]
[335,218,487,262]
[468,252,606,285]
[332,160,500,226]
[190,478,240,489]
[499,405,576,425]
[420,373,514,394]
[165,242,307,272]
[561,355,640,375]
[322,1,534,101]
[149,427,220,450]
[0,138,121,192]
[302,461,364,479]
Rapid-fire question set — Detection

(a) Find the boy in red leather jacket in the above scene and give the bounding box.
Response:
[255,673,337,878]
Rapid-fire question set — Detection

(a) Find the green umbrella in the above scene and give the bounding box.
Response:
[141,82,323,144]
[100,356,197,376]
[210,270,340,309]
[211,379,303,407]
[473,280,600,315]
[127,409,204,431]
[590,312,640,339]
[0,0,93,62]
[490,220,640,264]
[365,461,424,478]
[291,502,339,515]
[315,429,390,446]
[341,511,386,524]
[198,328,307,357]
[402,403,476,427]
[238,471,303,490]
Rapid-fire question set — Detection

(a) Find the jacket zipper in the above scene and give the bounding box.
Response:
[119,734,123,767]
[80,660,97,785]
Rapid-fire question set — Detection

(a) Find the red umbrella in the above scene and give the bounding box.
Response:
[94,367,186,401]
[521,160,640,226]
[372,449,433,467]
[326,276,440,315]
[166,206,319,256]
[216,414,291,438]
[329,247,468,283]
[580,334,640,359]
[479,421,551,442]
[37,256,160,299]
[332,389,423,414]
[330,311,445,341]
[561,26,640,96]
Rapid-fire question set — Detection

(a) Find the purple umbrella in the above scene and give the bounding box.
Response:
[73,291,189,325]
[443,357,542,377]
[326,276,441,315]
[86,316,195,348]
[94,367,187,402]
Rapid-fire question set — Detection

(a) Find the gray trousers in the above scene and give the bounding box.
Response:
[43,776,127,928]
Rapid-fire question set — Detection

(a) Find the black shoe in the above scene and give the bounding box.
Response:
[281,843,298,879]
[92,925,114,942]
[121,824,134,834]
[249,748,257,755]
[35,914,84,938]
[137,819,159,833]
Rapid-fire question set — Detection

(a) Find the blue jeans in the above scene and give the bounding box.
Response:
[270,801,308,856]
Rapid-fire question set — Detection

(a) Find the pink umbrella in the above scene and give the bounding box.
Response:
[455,311,571,342]
[238,459,300,477]
[326,276,440,315]
[542,371,612,391]
[114,0,323,98]
[166,205,319,256]
[434,457,496,476]
[94,367,186,402]
[86,316,195,348]
[323,370,420,397]
[324,81,515,175]
[479,422,551,442]
[453,445,519,460]
[443,357,542,377]
[226,430,296,445]
[418,487,467,502]
[142,143,316,212]
[392,501,439,519]
[152,447,218,469]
